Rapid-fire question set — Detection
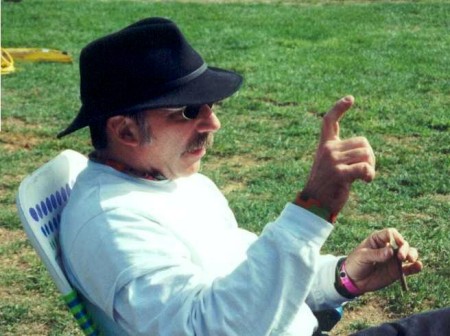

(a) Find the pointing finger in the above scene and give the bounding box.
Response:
[320,95,355,143]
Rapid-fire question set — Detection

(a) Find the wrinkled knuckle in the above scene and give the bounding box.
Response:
[322,143,335,159]
[357,136,370,146]
[322,142,333,152]
[360,163,369,175]
[359,148,372,163]
[335,165,346,178]
[357,137,373,151]
[364,147,373,158]
[387,227,398,236]
[362,163,375,181]
[330,151,340,164]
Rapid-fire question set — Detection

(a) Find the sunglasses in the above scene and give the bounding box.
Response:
[181,103,214,120]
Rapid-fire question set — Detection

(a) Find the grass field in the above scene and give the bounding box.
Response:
[1,0,449,335]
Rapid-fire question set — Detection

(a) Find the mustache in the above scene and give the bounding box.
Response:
[185,133,214,152]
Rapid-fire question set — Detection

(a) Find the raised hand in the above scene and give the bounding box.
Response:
[344,228,423,294]
[301,96,376,216]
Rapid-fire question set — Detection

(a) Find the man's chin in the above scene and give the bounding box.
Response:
[171,161,202,180]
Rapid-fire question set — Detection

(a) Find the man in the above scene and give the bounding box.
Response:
[58,17,446,335]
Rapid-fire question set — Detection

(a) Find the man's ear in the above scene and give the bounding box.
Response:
[106,116,140,146]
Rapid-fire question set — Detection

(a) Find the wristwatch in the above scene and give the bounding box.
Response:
[334,258,361,299]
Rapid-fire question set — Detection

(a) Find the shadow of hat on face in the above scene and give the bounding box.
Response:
[58,17,243,138]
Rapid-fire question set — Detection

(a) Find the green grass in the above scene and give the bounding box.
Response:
[1,0,449,334]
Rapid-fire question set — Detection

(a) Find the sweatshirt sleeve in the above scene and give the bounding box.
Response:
[65,204,335,336]
[305,254,350,311]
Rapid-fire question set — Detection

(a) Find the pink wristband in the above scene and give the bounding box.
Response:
[339,261,361,296]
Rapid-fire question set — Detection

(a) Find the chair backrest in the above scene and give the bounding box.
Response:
[16,150,102,335]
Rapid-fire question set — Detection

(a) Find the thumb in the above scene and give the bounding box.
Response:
[320,95,354,143]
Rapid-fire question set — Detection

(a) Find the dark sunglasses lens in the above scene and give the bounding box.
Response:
[183,106,201,119]
[183,104,213,120]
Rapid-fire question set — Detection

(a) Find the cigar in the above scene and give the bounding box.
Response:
[390,237,408,292]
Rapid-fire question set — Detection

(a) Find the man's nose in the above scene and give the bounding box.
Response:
[195,104,221,133]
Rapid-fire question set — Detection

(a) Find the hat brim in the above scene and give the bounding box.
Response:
[57,66,243,138]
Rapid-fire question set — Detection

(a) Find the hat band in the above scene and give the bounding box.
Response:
[163,62,208,90]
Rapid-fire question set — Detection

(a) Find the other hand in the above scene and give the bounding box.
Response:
[345,228,423,294]
[301,95,375,215]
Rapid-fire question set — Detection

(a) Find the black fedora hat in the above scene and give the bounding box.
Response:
[57,17,243,138]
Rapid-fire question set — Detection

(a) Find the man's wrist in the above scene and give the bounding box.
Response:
[294,192,337,224]
[334,258,361,299]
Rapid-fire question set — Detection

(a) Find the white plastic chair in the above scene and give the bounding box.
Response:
[16,149,102,335]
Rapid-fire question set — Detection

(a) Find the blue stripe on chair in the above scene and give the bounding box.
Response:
[46,197,53,213]
[53,217,59,230]
[51,194,57,208]
[41,200,48,216]
[29,207,39,222]
[56,191,62,206]
[36,203,43,219]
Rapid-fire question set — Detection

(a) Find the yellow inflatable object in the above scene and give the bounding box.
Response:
[5,48,73,63]
[1,48,15,74]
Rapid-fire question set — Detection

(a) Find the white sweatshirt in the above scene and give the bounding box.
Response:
[60,160,347,335]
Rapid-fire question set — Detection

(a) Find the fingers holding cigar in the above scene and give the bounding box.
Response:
[389,230,423,291]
